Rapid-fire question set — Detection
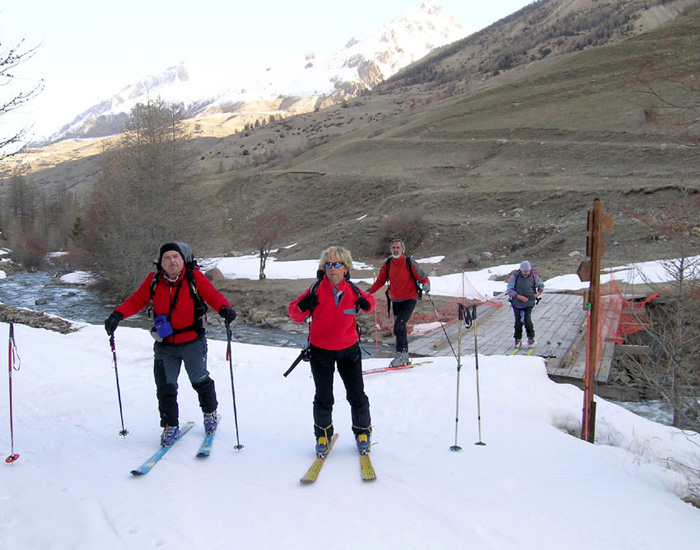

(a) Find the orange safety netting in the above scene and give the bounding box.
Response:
[583,275,658,374]
[599,277,658,345]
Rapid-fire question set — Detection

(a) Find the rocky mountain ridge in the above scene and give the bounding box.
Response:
[35,1,465,145]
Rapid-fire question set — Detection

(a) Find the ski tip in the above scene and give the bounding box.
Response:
[5,453,19,464]
[130,469,145,476]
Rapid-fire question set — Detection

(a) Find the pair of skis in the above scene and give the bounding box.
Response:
[300,434,376,483]
[130,421,218,476]
[508,344,557,359]
[508,344,536,356]
[362,360,432,375]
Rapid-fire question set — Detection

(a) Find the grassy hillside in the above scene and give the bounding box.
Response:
[212,11,700,279]
[2,3,699,283]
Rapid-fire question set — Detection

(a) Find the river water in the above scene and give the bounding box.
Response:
[0,271,674,425]
[0,271,307,348]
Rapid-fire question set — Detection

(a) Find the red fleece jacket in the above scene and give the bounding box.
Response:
[115,269,230,344]
[289,277,375,351]
[369,255,430,301]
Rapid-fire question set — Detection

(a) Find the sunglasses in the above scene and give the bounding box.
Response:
[324,261,344,269]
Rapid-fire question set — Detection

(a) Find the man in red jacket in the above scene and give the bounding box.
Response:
[369,238,430,367]
[104,242,237,447]
[289,246,375,456]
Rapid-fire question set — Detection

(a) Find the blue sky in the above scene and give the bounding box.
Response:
[2,0,532,140]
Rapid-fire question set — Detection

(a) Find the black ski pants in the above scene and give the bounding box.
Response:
[309,342,371,438]
[512,305,535,341]
[392,298,417,352]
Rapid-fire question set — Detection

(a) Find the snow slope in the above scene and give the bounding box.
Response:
[1,321,699,549]
[3,254,700,549]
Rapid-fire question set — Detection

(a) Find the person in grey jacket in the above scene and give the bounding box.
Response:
[506,260,544,349]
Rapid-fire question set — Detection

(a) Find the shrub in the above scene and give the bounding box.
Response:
[374,209,429,256]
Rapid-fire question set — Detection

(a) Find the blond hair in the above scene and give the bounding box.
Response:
[319,246,353,270]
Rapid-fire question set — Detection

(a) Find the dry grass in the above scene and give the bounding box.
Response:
[2,6,699,280]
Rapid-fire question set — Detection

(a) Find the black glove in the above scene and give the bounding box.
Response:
[104,312,123,336]
[357,296,371,311]
[219,306,237,325]
[422,283,431,295]
[297,293,318,313]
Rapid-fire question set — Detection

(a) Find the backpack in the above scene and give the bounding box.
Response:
[306,270,364,314]
[384,255,423,316]
[305,270,365,338]
[385,256,423,299]
[287,271,366,375]
[508,268,539,304]
[149,242,208,335]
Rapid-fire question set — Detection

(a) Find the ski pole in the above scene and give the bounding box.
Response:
[373,269,379,351]
[109,335,129,437]
[426,293,457,360]
[472,305,486,446]
[450,305,464,451]
[226,325,244,450]
[6,323,20,464]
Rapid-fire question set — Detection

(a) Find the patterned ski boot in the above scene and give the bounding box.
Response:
[160,425,180,447]
[315,436,330,457]
[355,433,371,454]
[203,411,220,434]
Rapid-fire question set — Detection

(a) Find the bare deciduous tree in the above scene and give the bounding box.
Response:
[241,210,289,279]
[621,191,700,431]
[82,98,202,297]
[1,36,42,155]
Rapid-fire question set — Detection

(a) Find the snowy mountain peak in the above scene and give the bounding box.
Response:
[335,1,463,86]
[43,2,465,144]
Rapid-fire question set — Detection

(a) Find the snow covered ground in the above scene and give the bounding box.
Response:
[2,254,700,549]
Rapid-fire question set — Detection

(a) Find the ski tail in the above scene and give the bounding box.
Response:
[130,421,195,476]
[360,453,377,481]
[300,433,339,483]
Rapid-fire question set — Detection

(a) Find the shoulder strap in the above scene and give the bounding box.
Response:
[307,270,325,314]
[513,270,538,292]
[150,268,207,335]
[344,276,365,338]
[345,279,364,311]
[186,267,207,315]
[150,270,161,298]
[405,256,417,283]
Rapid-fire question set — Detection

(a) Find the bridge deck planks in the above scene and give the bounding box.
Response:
[408,292,614,384]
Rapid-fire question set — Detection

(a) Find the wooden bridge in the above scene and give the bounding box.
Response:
[406,291,618,390]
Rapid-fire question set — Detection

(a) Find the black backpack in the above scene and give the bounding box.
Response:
[385,256,423,299]
[149,242,208,334]
[285,271,366,376]
[306,270,364,314]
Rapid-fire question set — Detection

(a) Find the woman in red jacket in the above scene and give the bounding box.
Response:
[289,246,375,456]
[104,242,237,447]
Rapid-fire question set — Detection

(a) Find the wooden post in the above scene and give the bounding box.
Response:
[577,198,612,443]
